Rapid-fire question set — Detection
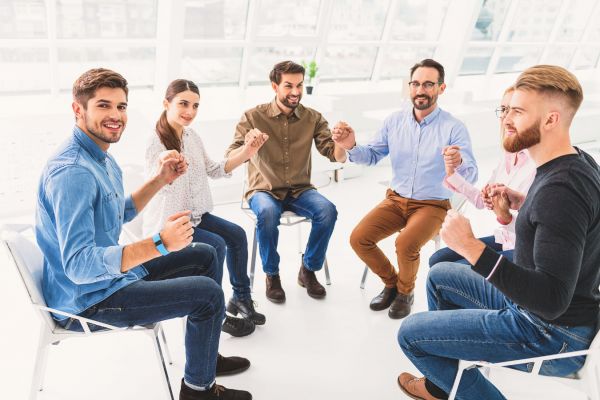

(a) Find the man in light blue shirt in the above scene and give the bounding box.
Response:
[334,59,477,319]
[36,68,252,400]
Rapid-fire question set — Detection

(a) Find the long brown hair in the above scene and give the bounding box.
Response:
[156,79,200,152]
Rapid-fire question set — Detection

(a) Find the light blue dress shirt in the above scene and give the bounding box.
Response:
[36,126,147,321]
[348,106,478,200]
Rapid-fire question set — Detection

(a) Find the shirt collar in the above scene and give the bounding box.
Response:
[268,98,304,119]
[504,149,530,173]
[72,125,107,163]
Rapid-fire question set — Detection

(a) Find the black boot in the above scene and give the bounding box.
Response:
[227,297,266,325]
[221,315,255,337]
[216,353,250,376]
[179,379,252,400]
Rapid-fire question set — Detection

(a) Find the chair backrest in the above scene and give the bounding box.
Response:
[2,228,57,330]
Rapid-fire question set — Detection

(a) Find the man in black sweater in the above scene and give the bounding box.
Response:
[396,64,600,400]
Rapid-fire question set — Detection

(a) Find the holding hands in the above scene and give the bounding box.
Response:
[243,128,269,158]
[331,121,356,150]
[160,210,194,252]
[157,150,188,185]
[442,145,462,176]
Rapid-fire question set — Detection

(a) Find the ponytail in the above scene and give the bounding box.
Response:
[155,110,181,152]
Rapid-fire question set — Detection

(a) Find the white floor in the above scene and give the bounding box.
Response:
[0,156,593,400]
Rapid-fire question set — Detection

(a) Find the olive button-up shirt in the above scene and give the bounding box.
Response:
[226,99,337,201]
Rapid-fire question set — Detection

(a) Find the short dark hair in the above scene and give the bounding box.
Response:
[73,68,128,109]
[269,60,305,84]
[410,59,445,83]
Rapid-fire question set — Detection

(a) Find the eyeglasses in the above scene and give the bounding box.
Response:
[408,81,440,90]
[495,105,510,118]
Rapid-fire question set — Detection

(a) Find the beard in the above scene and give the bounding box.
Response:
[278,93,302,109]
[503,119,541,153]
[411,94,437,110]
[83,114,124,145]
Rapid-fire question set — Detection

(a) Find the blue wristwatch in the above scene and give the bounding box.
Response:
[152,233,170,256]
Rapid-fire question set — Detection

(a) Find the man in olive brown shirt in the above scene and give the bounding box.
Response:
[226,60,349,303]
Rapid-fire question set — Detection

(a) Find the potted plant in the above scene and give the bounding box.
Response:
[302,60,318,95]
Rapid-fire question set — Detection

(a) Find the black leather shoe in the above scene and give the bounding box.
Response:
[266,274,286,303]
[388,291,414,319]
[221,315,255,337]
[298,265,326,299]
[216,353,250,376]
[227,298,266,325]
[370,286,398,311]
[179,379,252,400]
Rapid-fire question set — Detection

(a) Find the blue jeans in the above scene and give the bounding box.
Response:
[194,212,251,301]
[248,189,337,275]
[398,262,595,400]
[429,235,514,267]
[60,243,224,389]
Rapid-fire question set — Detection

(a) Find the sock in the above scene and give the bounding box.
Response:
[184,379,214,391]
[425,378,448,400]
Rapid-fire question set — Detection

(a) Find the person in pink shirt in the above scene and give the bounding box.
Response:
[429,87,536,266]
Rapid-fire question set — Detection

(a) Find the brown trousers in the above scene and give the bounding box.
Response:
[350,189,450,294]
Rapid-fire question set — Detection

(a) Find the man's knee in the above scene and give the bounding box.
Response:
[314,201,337,224]
[428,262,461,288]
[191,278,225,316]
[230,223,248,247]
[397,313,428,354]
[349,223,370,252]
[254,204,281,229]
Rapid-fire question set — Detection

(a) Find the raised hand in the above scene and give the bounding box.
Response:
[442,145,462,176]
[157,150,188,185]
[488,184,526,211]
[440,209,477,254]
[331,121,356,150]
[243,128,269,157]
[160,210,194,252]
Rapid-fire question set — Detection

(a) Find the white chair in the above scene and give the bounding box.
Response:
[240,175,332,289]
[2,224,175,400]
[449,327,600,400]
[359,193,467,289]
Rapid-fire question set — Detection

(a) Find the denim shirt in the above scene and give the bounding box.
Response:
[36,126,147,321]
[348,107,478,200]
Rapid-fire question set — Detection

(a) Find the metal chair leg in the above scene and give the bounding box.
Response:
[152,327,175,400]
[249,226,258,290]
[30,326,51,400]
[158,324,173,365]
[360,265,369,289]
[324,258,331,285]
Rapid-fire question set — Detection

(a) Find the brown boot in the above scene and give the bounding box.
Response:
[397,373,442,400]
[297,265,326,299]
[265,274,286,303]
[388,291,413,319]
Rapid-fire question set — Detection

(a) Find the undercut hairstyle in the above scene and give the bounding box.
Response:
[72,68,128,109]
[410,59,445,83]
[269,61,305,84]
[156,79,200,153]
[515,65,583,114]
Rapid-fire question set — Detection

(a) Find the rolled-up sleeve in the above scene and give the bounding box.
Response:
[48,166,124,284]
[451,123,478,185]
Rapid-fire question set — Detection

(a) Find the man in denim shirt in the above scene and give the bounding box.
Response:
[36,68,252,400]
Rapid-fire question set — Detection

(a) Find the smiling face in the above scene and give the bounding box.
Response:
[409,66,446,111]
[502,89,542,153]
[164,90,200,131]
[73,86,128,151]
[272,72,304,113]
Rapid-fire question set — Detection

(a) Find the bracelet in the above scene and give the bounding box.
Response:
[152,233,170,256]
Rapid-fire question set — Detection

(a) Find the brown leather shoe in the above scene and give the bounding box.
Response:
[297,265,326,299]
[397,373,441,400]
[388,291,413,319]
[370,286,398,311]
[265,274,286,303]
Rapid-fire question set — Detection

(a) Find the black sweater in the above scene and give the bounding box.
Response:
[473,148,600,326]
